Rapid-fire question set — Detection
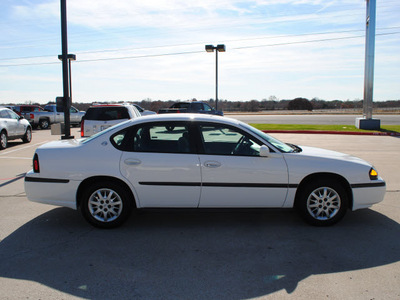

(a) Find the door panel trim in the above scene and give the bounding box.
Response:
[139,181,297,188]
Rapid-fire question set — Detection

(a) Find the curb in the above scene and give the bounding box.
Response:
[262,130,400,136]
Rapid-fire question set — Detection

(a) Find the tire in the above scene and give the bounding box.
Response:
[39,119,50,129]
[0,130,7,150]
[80,181,133,228]
[296,179,348,226]
[22,127,32,143]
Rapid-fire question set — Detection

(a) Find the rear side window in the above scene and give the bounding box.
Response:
[191,103,203,110]
[133,124,192,153]
[85,107,130,121]
[0,110,9,118]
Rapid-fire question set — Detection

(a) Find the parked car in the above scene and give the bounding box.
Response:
[13,105,44,125]
[29,104,85,129]
[133,104,156,116]
[0,107,32,150]
[80,104,141,137]
[25,114,385,228]
[158,101,223,116]
[13,104,44,116]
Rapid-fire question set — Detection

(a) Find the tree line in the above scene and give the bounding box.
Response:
[11,97,400,112]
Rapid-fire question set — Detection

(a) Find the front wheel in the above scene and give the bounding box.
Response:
[295,179,348,226]
[0,131,7,150]
[80,181,133,228]
[22,127,32,143]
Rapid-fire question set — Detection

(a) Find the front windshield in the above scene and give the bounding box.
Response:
[81,119,131,144]
[240,122,295,153]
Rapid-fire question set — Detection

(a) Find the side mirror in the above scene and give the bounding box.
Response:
[260,145,270,157]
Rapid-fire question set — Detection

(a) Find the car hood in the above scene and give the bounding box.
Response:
[295,145,371,166]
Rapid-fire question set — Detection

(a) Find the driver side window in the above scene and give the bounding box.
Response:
[199,124,261,156]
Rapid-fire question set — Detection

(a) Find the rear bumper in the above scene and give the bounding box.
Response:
[24,173,80,210]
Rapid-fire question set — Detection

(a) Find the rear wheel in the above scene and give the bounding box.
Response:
[80,181,133,228]
[39,119,50,129]
[0,131,7,149]
[22,127,32,143]
[296,179,348,226]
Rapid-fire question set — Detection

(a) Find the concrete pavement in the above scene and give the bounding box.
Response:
[0,127,399,300]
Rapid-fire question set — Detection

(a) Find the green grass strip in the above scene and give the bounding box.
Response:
[250,124,400,134]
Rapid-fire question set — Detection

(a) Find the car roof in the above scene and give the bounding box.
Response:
[126,113,238,125]
[89,103,133,107]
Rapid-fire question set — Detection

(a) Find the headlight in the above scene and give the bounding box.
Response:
[369,168,378,180]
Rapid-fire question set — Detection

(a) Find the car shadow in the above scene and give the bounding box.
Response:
[0,208,399,299]
[1,140,25,150]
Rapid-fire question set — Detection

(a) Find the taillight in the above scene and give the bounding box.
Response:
[30,113,34,119]
[33,153,40,173]
[80,120,84,137]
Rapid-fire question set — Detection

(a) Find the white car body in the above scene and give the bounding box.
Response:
[81,104,141,137]
[25,114,385,227]
[0,107,32,149]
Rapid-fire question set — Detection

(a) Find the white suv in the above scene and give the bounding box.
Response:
[81,104,141,137]
[0,107,32,149]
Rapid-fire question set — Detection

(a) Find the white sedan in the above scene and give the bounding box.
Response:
[24,114,386,228]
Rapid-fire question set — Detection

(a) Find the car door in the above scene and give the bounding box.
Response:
[119,121,202,208]
[0,110,16,137]
[69,106,80,123]
[54,105,64,122]
[4,110,23,137]
[196,123,289,208]
[11,110,27,136]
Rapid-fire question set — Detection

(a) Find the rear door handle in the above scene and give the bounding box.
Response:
[124,159,141,166]
[204,161,221,168]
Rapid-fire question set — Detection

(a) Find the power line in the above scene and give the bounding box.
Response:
[0,31,399,68]
[1,26,400,62]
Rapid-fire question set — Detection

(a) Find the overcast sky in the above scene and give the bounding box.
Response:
[0,0,399,105]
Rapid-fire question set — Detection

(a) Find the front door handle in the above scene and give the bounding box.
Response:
[124,159,141,166]
[204,161,221,168]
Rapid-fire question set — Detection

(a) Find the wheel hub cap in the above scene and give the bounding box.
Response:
[307,187,341,220]
[88,188,123,223]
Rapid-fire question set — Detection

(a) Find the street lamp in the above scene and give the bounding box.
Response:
[205,44,226,111]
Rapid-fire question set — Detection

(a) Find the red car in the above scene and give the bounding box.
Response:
[13,105,44,125]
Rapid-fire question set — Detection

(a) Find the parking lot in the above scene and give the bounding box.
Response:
[0,126,399,299]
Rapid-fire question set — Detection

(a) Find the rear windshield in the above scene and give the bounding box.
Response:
[171,103,190,109]
[85,107,130,121]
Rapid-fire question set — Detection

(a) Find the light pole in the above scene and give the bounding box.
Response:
[356,0,380,130]
[59,0,75,139]
[58,54,76,107]
[205,44,225,111]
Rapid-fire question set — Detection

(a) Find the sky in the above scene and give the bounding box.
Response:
[0,0,399,105]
